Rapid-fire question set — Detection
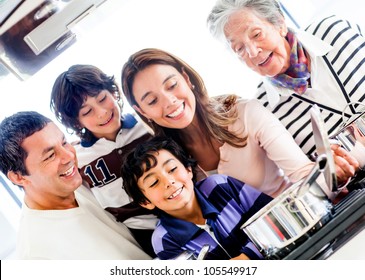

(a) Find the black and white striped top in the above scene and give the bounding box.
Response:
[255,15,365,157]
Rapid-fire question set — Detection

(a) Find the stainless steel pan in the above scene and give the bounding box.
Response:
[240,106,335,259]
[241,159,332,259]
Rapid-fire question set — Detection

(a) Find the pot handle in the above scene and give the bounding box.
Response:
[296,154,327,197]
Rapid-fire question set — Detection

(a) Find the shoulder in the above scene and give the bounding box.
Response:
[305,15,362,38]
[234,98,275,124]
[197,174,246,195]
[152,223,169,242]
[122,113,154,139]
[197,174,230,189]
[151,224,179,258]
[74,138,110,167]
[234,98,266,115]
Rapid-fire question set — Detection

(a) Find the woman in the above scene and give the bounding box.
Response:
[121,48,329,198]
[207,0,362,185]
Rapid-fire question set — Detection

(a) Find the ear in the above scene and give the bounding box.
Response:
[7,171,27,187]
[112,91,120,101]
[132,104,150,119]
[187,166,193,180]
[139,200,156,210]
[181,69,193,89]
[279,22,288,37]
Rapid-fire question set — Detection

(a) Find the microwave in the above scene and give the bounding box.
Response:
[0,0,106,80]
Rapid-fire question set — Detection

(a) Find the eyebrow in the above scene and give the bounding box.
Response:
[80,100,89,109]
[41,135,66,157]
[140,74,176,102]
[80,92,104,108]
[142,158,175,183]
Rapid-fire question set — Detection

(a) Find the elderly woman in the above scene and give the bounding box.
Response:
[207,0,363,185]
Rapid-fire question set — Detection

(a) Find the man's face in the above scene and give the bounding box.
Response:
[21,122,82,204]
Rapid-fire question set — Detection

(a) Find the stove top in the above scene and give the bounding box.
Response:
[283,188,365,259]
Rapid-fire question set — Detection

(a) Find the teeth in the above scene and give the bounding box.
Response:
[167,104,184,118]
[169,188,182,199]
[61,166,74,177]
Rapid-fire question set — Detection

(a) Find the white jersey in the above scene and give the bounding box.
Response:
[75,113,157,230]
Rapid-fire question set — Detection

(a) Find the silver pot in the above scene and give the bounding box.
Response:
[241,178,333,259]
[241,107,335,259]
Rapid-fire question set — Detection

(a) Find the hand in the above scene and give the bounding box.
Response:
[331,144,359,185]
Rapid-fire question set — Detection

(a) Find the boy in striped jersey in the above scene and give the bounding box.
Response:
[121,136,272,260]
[50,64,157,257]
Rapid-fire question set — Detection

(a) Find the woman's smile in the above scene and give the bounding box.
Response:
[166,103,185,119]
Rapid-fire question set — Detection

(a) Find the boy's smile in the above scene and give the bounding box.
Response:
[137,149,197,217]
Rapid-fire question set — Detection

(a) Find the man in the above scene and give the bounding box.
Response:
[0,111,151,259]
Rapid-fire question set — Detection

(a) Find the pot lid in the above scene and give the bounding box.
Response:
[310,105,338,191]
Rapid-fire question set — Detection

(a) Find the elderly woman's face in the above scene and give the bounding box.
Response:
[224,9,291,77]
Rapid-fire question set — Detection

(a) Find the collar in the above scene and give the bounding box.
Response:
[80,113,138,147]
[264,29,333,108]
[158,188,219,246]
[121,113,138,129]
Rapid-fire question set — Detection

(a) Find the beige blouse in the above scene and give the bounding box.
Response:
[216,99,324,197]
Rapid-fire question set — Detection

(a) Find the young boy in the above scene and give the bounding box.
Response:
[50,64,157,257]
[121,136,273,260]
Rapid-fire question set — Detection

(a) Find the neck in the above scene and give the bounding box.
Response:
[180,117,213,147]
[167,195,205,224]
[24,193,78,210]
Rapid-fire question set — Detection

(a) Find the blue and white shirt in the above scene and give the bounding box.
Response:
[152,174,273,260]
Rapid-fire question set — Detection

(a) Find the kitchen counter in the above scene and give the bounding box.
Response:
[283,188,365,260]
[284,188,365,260]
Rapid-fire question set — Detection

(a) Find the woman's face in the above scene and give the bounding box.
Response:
[224,9,291,77]
[132,64,196,129]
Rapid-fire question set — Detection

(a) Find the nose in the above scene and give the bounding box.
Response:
[244,42,260,58]
[60,145,75,164]
[162,175,175,188]
[163,92,177,107]
[96,107,108,119]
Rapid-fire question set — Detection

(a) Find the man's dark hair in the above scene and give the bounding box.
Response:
[0,111,52,176]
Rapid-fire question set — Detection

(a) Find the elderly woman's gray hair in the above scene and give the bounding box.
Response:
[207,0,285,43]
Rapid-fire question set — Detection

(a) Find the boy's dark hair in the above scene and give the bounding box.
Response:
[50,64,122,142]
[0,111,52,176]
[121,136,197,205]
